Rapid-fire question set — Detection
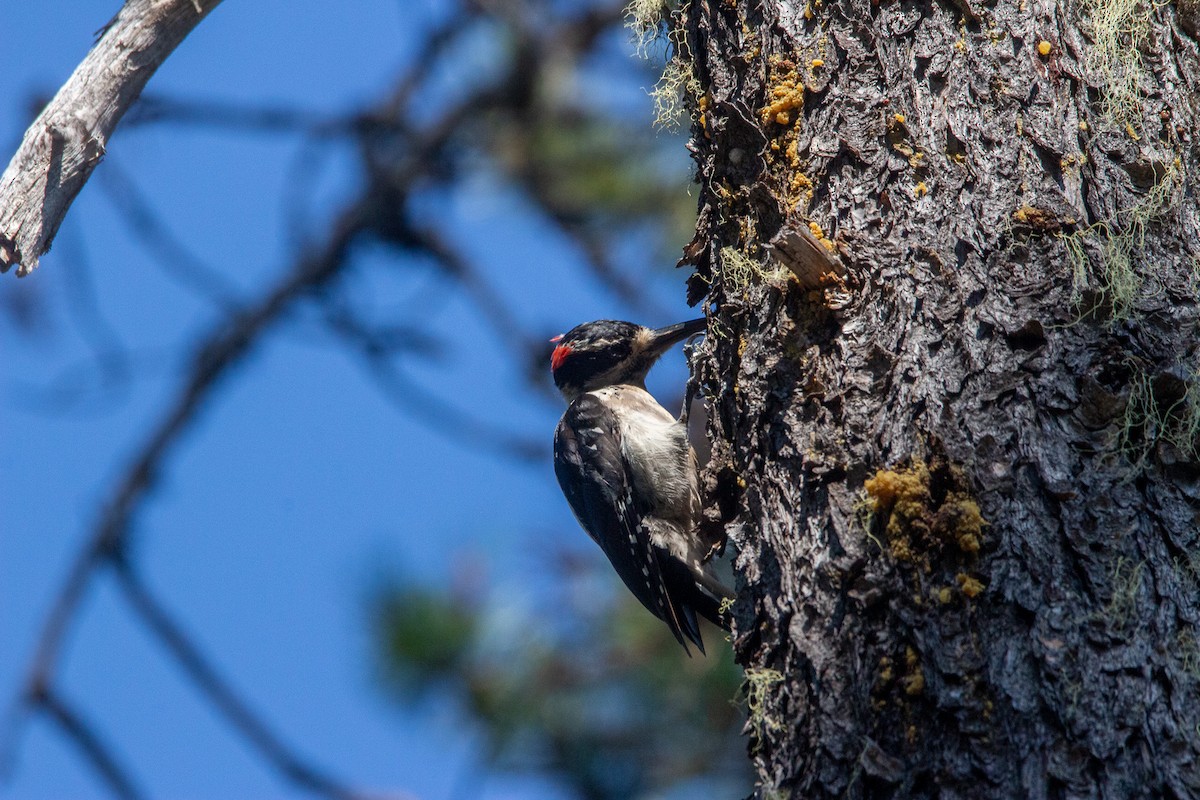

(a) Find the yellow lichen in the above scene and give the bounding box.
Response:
[902,647,925,695]
[914,181,929,198]
[937,586,954,604]
[893,113,906,124]
[810,58,824,68]
[957,573,985,598]
[789,169,815,210]
[760,60,805,126]
[864,460,989,575]
[863,462,931,516]
[1012,205,1064,232]
[943,493,985,553]
[1037,40,1053,56]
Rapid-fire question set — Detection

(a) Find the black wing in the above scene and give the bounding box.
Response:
[553,394,702,652]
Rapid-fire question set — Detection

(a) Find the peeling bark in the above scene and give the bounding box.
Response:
[0,0,223,276]
[680,0,1200,796]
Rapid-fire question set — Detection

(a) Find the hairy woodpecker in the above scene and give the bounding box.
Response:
[550,318,733,653]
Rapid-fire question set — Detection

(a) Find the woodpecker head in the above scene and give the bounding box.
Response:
[550,318,706,402]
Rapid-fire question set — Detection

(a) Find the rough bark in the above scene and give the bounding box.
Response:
[678,0,1200,796]
[0,0,222,276]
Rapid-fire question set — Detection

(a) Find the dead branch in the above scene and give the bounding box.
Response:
[0,0,223,276]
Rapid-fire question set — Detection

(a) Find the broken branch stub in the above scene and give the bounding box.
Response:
[766,224,845,290]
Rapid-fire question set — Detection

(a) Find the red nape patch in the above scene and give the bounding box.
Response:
[551,344,573,372]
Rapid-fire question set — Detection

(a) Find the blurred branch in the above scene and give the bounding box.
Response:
[550,216,674,321]
[321,301,548,458]
[33,686,143,800]
[97,159,243,309]
[16,197,370,795]
[12,20,549,787]
[59,220,133,395]
[340,329,549,461]
[0,0,224,276]
[410,226,537,358]
[112,558,383,800]
[125,95,338,136]
[9,2,693,797]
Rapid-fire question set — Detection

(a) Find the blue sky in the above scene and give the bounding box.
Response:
[0,2,696,798]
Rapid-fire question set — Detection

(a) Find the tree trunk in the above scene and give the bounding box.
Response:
[677,0,1200,796]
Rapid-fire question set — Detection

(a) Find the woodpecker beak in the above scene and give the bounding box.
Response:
[644,318,707,358]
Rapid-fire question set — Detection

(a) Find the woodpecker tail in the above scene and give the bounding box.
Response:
[659,557,735,654]
[690,570,735,631]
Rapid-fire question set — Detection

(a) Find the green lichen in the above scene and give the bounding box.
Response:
[718,246,786,293]
[1103,556,1146,630]
[1060,159,1181,319]
[741,667,784,741]
[650,50,702,130]
[1117,362,1200,469]
[625,0,701,130]
[1080,0,1155,129]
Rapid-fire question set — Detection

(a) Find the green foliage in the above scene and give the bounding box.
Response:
[484,101,696,265]
[372,558,751,800]
[378,589,478,689]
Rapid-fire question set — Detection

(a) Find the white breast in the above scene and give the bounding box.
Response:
[592,385,699,530]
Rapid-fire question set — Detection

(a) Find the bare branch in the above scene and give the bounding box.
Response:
[548,217,675,320]
[0,0,224,276]
[112,560,382,800]
[33,686,144,800]
[19,199,368,746]
[332,320,549,461]
[97,159,242,309]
